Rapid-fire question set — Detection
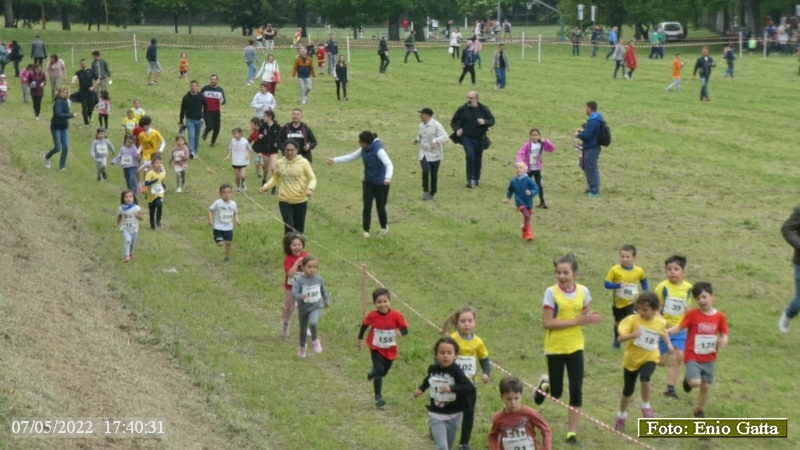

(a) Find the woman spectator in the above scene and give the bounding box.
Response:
[46,54,66,101]
[449,28,463,59]
[255,53,280,95]
[26,63,46,120]
[263,24,277,53]
[43,85,75,171]
[326,131,394,238]
[259,139,317,234]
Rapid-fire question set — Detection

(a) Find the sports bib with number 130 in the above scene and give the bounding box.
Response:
[302,285,321,303]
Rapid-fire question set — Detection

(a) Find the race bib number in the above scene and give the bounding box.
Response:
[95,144,108,157]
[121,216,137,230]
[121,155,133,165]
[372,329,396,348]
[125,122,135,131]
[174,153,183,162]
[694,334,718,355]
[219,210,234,224]
[302,285,322,303]
[633,327,659,351]
[456,356,476,378]
[502,435,536,450]
[616,283,638,300]
[429,376,456,403]
[0,85,7,92]
[150,183,164,195]
[664,296,687,316]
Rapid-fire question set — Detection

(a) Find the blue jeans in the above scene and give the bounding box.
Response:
[786,264,800,318]
[495,67,506,88]
[474,52,482,68]
[246,62,256,83]
[725,61,734,77]
[123,167,138,193]
[46,128,70,170]
[583,146,601,194]
[700,76,709,98]
[462,136,483,183]
[327,53,336,75]
[185,118,203,155]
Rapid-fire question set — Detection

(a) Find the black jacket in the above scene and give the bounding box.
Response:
[179,91,207,122]
[450,102,495,140]
[782,205,800,265]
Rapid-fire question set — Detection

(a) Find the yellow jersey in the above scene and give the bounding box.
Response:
[122,118,137,134]
[654,280,693,327]
[618,314,668,371]
[139,129,164,162]
[605,264,647,308]
[145,170,166,203]
[450,331,489,380]
[542,284,591,355]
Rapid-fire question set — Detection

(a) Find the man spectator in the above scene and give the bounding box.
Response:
[91,51,112,91]
[325,34,338,76]
[450,91,494,188]
[146,38,161,86]
[31,36,46,66]
[575,101,604,197]
[413,107,448,201]
[70,58,98,125]
[779,205,800,333]
[201,74,226,146]
[492,43,510,90]
[244,40,258,86]
[378,34,390,73]
[605,26,618,59]
[292,47,316,105]
[279,108,318,163]
[571,27,582,56]
[693,46,715,101]
[179,80,207,158]
[590,26,603,57]
[459,41,477,85]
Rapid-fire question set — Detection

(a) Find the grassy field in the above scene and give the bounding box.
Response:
[0,26,799,450]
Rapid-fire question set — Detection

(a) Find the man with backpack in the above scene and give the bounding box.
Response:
[575,100,609,197]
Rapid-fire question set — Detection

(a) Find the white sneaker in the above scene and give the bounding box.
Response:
[379,227,389,237]
[176,187,182,193]
[363,231,370,238]
[779,312,791,333]
[43,154,50,169]
[241,182,247,192]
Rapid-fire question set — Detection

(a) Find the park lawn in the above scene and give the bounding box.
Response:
[0,26,798,449]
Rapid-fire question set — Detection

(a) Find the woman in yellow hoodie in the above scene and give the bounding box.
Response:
[259,139,317,234]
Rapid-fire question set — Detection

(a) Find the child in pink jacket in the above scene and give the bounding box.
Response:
[515,128,555,209]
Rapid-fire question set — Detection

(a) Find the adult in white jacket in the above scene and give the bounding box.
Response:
[250,82,276,118]
[413,108,448,201]
[449,29,463,59]
[254,53,280,95]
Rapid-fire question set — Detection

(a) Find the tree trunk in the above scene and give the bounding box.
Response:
[187,11,192,34]
[634,23,649,41]
[40,1,46,30]
[173,13,178,34]
[295,0,307,37]
[4,0,14,28]
[388,14,400,40]
[61,5,70,30]
[413,20,425,42]
[241,25,247,36]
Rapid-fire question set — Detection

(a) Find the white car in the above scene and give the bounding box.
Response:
[658,22,685,41]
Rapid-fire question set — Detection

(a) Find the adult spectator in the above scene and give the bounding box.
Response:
[250,81,276,118]
[378,34,390,73]
[404,30,422,63]
[611,38,625,78]
[145,38,161,86]
[291,47,315,105]
[605,26,618,59]
[413,107,448,201]
[590,26,603,57]
[31,36,46,66]
[244,40,258,86]
[471,35,483,68]
[9,40,23,77]
[70,58,98,125]
[279,108,318,163]
[326,131,394,239]
[693,46,716,101]
[255,53,280,95]
[46,54,66,101]
[263,24,277,53]
[0,40,8,75]
[43,86,75,171]
[492,43,510,90]
[779,205,800,333]
[624,40,637,80]
[201,74,226,146]
[449,28,462,59]
[503,19,512,40]
[575,100,604,197]
[259,139,317,234]
[458,41,477,85]
[179,80,207,158]
[325,33,338,76]
[450,91,494,188]
[26,63,46,120]
[571,27,582,56]
[91,51,112,91]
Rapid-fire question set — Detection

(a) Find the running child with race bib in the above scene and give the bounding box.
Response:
[292,255,331,357]
[654,254,693,399]
[89,127,116,182]
[488,375,552,450]
[111,135,140,194]
[281,232,307,338]
[169,135,190,193]
[208,183,239,264]
[114,190,143,262]
[604,244,649,349]
[142,153,166,229]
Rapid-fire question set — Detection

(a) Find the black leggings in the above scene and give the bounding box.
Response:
[623,362,657,397]
[370,350,394,399]
[335,79,347,100]
[148,198,163,227]
[99,113,108,129]
[203,110,222,144]
[32,95,43,117]
[362,183,390,232]
[278,200,308,234]
[547,351,584,407]
[528,170,545,204]
[459,65,475,84]
[460,391,477,445]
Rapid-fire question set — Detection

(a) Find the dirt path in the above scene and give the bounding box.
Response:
[0,149,231,449]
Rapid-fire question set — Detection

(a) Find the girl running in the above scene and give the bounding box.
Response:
[292,255,331,357]
[281,232,307,337]
[114,190,143,262]
[515,128,556,209]
[169,135,190,193]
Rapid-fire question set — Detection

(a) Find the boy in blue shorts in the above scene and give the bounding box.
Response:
[605,244,648,348]
[654,255,693,399]
[208,183,239,263]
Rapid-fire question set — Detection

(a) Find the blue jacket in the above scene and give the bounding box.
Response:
[362,139,387,185]
[507,175,539,210]
[577,112,603,150]
[50,97,74,130]
[608,29,618,44]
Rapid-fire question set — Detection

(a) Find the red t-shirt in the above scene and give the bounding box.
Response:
[681,308,729,363]
[248,129,259,145]
[488,406,552,450]
[132,126,143,146]
[362,309,408,360]
[283,251,307,290]
[316,48,326,62]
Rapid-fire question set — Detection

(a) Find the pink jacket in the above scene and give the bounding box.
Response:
[516,139,555,171]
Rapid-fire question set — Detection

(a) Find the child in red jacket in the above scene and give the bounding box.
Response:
[315,43,326,75]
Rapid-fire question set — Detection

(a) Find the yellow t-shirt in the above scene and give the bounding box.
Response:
[618,314,668,371]
[145,170,166,203]
[139,129,164,162]
[543,284,591,355]
[132,107,146,123]
[122,118,137,134]
[450,331,489,380]
[605,264,647,308]
[654,280,693,327]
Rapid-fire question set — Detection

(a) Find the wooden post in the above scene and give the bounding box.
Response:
[361,265,369,319]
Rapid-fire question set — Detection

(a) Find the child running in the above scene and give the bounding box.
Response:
[413,336,476,450]
[97,89,110,130]
[224,127,253,193]
[281,232,308,337]
[248,117,265,182]
[114,190,143,262]
[169,135,190,193]
[604,244,649,348]
[0,74,9,104]
[534,253,600,448]
[122,109,137,139]
[208,183,239,263]
[136,116,165,183]
[665,53,684,92]
[316,43,326,74]
[515,128,555,209]
[90,127,116,181]
[112,135,140,194]
[443,305,491,450]
[358,287,409,407]
[488,375,552,450]
[142,153,166,229]
[292,255,331,357]
[654,254,693,399]
[178,52,189,78]
[667,282,729,418]
[504,162,538,241]
[131,99,146,123]
[614,292,671,431]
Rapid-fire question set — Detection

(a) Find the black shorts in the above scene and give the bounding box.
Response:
[232,165,248,170]
[612,305,635,322]
[213,229,233,243]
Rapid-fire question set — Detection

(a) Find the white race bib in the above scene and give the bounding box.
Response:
[429,375,456,403]
[372,329,396,348]
[0,85,7,92]
[121,217,137,230]
[174,153,183,162]
[694,334,718,355]
[219,210,234,224]
[633,327,660,351]
[150,183,164,195]
[121,155,133,166]
[95,144,108,157]
[302,285,322,303]
[664,296,687,317]
[456,356,477,378]
[616,283,638,300]
[502,435,536,450]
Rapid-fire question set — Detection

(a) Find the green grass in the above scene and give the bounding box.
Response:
[1,26,799,449]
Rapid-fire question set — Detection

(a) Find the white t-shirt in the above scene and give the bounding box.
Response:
[229,138,252,167]
[118,204,141,233]
[209,199,238,231]
[528,142,542,168]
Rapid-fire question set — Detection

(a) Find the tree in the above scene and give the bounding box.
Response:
[308,0,373,39]
[4,0,14,27]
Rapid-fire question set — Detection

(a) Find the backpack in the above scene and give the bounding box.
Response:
[598,120,612,147]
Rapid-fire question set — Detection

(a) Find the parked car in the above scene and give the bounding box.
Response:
[657,22,685,41]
